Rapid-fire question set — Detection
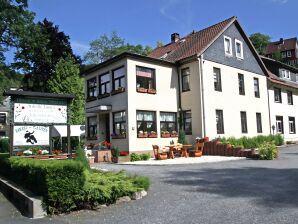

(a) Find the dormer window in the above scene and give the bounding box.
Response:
[287,51,292,57]
[224,36,232,56]
[235,39,244,59]
[280,69,290,80]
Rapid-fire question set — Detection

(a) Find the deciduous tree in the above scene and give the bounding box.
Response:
[249,33,271,55]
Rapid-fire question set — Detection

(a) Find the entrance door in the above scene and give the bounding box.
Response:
[105,114,110,142]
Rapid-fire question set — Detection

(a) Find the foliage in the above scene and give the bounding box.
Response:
[178,129,187,144]
[75,146,90,170]
[272,51,282,61]
[132,175,150,191]
[258,142,278,160]
[0,138,9,153]
[130,153,151,162]
[218,134,284,149]
[84,31,152,64]
[140,153,151,161]
[249,33,271,55]
[47,56,85,124]
[111,146,120,158]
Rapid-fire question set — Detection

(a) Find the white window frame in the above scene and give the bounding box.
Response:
[235,39,244,59]
[281,69,290,80]
[287,51,292,57]
[296,74,298,83]
[281,51,286,58]
[224,36,232,57]
[289,117,296,134]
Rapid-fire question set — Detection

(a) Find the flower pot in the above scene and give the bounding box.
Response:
[138,133,148,138]
[161,133,171,138]
[137,87,148,93]
[170,134,178,137]
[147,89,156,94]
[88,156,95,164]
[112,157,118,163]
[159,154,168,160]
[148,134,157,138]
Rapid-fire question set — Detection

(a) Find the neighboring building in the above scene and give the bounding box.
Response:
[261,56,298,141]
[0,96,11,138]
[265,38,298,67]
[82,16,271,153]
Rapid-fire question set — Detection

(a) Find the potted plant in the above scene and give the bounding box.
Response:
[147,88,157,94]
[149,131,157,138]
[23,149,33,156]
[161,131,170,138]
[136,87,147,93]
[138,131,148,138]
[87,152,95,164]
[171,130,178,137]
[111,146,120,163]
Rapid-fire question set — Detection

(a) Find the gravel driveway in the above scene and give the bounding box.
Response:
[1,145,298,224]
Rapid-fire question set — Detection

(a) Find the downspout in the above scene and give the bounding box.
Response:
[176,65,182,129]
[267,79,273,134]
[198,54,206,137]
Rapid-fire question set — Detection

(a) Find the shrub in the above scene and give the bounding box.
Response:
[130,153,141,161]
[0,138,9,153]
[75,146,90,170]
[140,153,151,161]
[111,146,120,158]
[258,142,278,160]
[132,176,150,191]
[0,153,10,177]
[178,129,187,144]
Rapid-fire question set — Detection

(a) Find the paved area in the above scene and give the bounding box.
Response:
[1,145,298,224]
[121,156,246,165]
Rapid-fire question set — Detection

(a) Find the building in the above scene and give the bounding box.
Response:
[261,56,298,141]
[0,96,11,138]
[82,16,271,153]
[265,38,298,67]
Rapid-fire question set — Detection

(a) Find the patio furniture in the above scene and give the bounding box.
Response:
[181,144,192,157]
[189,142,204,157]
[152,145,168,160]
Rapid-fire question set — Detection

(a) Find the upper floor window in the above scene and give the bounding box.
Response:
[136,110,156,134]
[287,91,293,105]
[213,67,222,91]
[160,112,177,133]
[136,66,155,90]
[112,66,125,91]
[87,116,97,139]
[87,77,97,98]
[183,110,192,135]
[113,111,126,135]
[0,113,6,124]
[99,73,110,95]
[274,87,282,103]
[181,68,190,92]
[235,39,244,59]
[224,36,232,56]
[254,78,260,98]
[280,69,290,79]
[216,110,224,134]
[281,51,286,58]
[238,73,245,95]
[287,51,292,57]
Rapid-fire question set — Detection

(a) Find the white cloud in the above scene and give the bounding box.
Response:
[71,40,89,56]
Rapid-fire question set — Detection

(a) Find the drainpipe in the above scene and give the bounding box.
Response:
[198,54,206,137]
[267,79,273,134]
[176,65,183,129]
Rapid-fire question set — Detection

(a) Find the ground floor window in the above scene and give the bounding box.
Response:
[289,117,296,134]
[113,111,126,135]
[216,110,224,134]
[256,113,262,133]
[136,110,156,134]
[276,116,284,134]
[0,131,6,137]
[240,111,248,133]
[160,112,177,133]
[183,110,192,135]
[87,116,97,138]
[0,113,6,124]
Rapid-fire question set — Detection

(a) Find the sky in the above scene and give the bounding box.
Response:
[21,0,298,58]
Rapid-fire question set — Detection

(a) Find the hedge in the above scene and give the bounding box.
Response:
[0,138,9,153]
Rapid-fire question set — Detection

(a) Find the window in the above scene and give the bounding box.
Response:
[99,73,110,95]
[183,110,192,135]
[276,116,284,134]
[213,67,222,91]
[254,78,260,98]
[113,111,126,135]
[224,36,232,56]
[289,117,296,134]
[87,116,97,139]
[287,91,293,105]
[87,77,97,98]
[136,66,155,90]
[0,113,6,124]
[280,69,290,79]
[240,111,248,133]
[281,51,286,58]
[0,131,5,137]
[274,87,282,103]
[256,113,262,133]
[235,39,244,59]
[287,51,292,57]
[136,111,156,134]
[238,73,245,95]
[216,110,224,134]
[160,112,177,133]
[112,66,125,90]
[181,68,190,91]
[296,74,298,83]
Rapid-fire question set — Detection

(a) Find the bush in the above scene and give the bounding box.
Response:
[258,142,278,160]
[0,138,9,153]
[111,146,120,158]
[75,146,90,170]
[0,153,10,177]
[140,153,151,161]
[178,129,187,144]
[130,153,141,161]
[132,175,150,191]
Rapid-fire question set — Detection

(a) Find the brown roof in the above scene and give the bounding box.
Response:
[148,16,236,62]
[265,38,297,55]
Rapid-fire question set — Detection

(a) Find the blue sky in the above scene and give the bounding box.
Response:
[24,0,298,58]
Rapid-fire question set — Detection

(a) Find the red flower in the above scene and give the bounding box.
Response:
[119,151,129,156]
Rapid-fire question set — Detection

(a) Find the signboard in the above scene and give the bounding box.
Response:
[14,103,67,124]
[13,126,50,146]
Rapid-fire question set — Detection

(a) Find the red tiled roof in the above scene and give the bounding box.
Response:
[265,38,297,55]
[148,16,236,62]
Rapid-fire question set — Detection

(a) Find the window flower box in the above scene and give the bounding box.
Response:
[171,131,178,137]
[137,87,148,93]
[147,89,156,94]
[111,87,125,95]
[138,132,148,138]
[86,96,97,102]
[111,133,126,139]
[161,131,171,138]
[98,92,110,99]
[148,132,157,138]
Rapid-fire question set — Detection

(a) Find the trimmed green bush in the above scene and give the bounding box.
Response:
[75,146,90,170]
[258,142,278,160]
[178,129,187,144]
[140,153,151,161]
[132,175,150,191]
[0,138,9,153]
[130,153,141,161]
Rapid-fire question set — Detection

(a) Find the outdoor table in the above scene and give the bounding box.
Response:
[181,144,193,157]
[165,145,176,159]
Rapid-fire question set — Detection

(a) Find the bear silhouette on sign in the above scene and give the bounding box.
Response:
[24,131,37,144]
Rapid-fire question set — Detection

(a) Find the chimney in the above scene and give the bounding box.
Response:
[279,38,284,44]
[171,33,180,43]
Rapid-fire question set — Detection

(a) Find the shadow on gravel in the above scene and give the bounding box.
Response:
[163,167,298,208]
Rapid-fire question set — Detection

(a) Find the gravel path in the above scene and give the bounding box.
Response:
[1,145,298,224]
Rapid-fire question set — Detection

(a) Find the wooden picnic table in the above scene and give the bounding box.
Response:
[165,144,192,158]
[181,144,192,157]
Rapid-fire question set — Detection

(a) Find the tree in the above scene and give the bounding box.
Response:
[47,56,85,125]
[84,31,152,64]
[249,33,271,55]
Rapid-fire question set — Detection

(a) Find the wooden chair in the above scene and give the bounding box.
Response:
[189,142,204,157]
[152,145,168,160]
